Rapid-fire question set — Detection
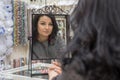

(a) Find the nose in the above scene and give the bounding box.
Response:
[45,25,49,29]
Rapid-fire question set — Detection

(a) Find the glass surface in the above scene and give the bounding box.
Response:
[13,70,31,77]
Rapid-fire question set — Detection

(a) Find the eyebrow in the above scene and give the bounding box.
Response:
[39,21,52,24]
[39,21,45,22]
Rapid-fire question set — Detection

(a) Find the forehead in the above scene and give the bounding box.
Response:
[38,15,52,22]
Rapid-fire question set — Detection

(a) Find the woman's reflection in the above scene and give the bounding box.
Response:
[32,14,65,59]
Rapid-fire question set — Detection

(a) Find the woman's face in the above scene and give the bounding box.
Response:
[37,15,53,38]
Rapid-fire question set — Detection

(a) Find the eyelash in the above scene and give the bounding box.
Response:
[49,24,53,26]
[41,23,45,25]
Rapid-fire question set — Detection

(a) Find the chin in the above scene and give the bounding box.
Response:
[43,34,50,37]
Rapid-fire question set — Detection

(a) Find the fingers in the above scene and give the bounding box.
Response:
[53,68,62,74]
[49,65,62,74]
[48,70,59,80]
[51,60,61,67]
[48,61,62,75]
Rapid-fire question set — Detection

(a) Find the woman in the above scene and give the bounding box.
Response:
[49,0,120,80]
[32,14,65,59]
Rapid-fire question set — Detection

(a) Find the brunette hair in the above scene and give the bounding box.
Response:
[61,0,120,80]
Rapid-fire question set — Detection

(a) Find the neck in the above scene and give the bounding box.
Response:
[38,36,48,42]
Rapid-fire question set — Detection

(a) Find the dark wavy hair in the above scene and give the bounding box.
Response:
[61,0,120,80]
[32,14,58,45]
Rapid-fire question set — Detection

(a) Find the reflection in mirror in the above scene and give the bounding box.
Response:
[32,14,67,59]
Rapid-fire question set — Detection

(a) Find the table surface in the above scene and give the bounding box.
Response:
[0,72,47,80]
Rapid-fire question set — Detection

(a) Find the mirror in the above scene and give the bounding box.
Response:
[32,14,68,59]
[27,5,70,78]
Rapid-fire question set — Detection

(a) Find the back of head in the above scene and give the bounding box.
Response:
[62,0,120,80]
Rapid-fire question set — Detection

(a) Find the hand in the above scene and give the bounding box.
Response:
[48,61,62,80]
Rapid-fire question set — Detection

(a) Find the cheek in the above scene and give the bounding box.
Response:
[37,25,42,33]
[50,27,53,32]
